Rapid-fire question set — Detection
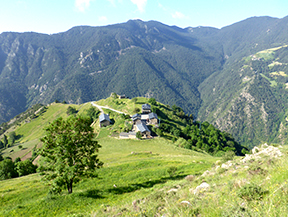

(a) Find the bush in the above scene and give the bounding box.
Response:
[111,92,118,99]
[0,159,17,180]
[237,183,266,201]
[148,98,157,105]
[222,151,235,162]
[133,108,140,113]
[136,132,142,139]
[131,98,138,103]
[15,160,37,177]
[66,106,78,116]
[167,166,177,177]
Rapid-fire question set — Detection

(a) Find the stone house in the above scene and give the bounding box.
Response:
[142,104,151,114]
[148,112,158,125]
[135,121,151,138]
[99,113,111,127]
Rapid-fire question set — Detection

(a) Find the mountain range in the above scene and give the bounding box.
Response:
[1,15,288,147]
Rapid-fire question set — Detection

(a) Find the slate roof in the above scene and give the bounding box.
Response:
[99,113,111,122]
[132,113,141,121]
[148,112,158,120]
[142,104,151,110]
[136,122,150,133]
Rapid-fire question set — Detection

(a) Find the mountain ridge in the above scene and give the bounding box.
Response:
[1,15,288,147]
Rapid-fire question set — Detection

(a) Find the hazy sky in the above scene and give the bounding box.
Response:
[0,0,287,34]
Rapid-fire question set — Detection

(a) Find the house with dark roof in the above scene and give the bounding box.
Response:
[118,94,127,99]
[148,112,158,125]
[135,121,151,137]
[99,113,111,127]
[132,113,141,124]
[142,104,151,114]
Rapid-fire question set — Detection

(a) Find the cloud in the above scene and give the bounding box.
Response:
[172,11,187,19]
[75,0,91,12]
[99,16,108,21]
[130,0,147,13]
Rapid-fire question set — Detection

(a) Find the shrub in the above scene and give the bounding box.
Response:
[136,132,142,139]
[15,160,37,177]
[222,150,235,162]
[148,98,157,105]
[133,108,140,113]
[237,183,266,201]
[131,98,138,103]
[111,92,118,99]
[66,106,78,116]
[167,166,177,177]
[0,159,17,180]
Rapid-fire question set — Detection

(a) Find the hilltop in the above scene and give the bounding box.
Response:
[0,96,245,161]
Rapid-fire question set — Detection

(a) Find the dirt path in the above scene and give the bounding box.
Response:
[90,102,128,115]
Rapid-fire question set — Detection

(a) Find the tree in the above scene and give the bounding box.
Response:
[133,107,140,113]
[66,106,78,116]
[0,140,3,149]
[85,106,100,122]
[15,160,37,177]
[148,98,157,105]
[40,115,103,194]
[9,131,17,144]
[3,135,8,148]
[0,158,17,180]
[111,92,117,99]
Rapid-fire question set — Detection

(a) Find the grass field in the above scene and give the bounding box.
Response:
[0,137,216,217]
[1,102,93,160]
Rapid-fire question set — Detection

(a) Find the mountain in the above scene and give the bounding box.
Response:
[198,16,288,147]
[1,16,288,147]
[0,20,223,124]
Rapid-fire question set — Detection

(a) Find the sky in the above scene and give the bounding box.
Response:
[0,0,287,34]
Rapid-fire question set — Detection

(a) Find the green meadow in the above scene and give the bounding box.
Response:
[0,136,215,216]
[1,97,288,216]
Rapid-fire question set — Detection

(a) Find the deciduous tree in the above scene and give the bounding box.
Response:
[40,116,103,194]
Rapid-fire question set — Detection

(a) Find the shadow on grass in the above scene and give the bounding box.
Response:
[107,174,187,195]
[78,189,105,199]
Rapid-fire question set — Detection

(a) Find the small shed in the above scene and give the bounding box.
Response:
[142,104,151,114]
[148,112,158,125]
[99,113,111,127]
[119,94,127,99]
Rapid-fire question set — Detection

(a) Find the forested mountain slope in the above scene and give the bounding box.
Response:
[1,16,288,147]
[0,20,223,123]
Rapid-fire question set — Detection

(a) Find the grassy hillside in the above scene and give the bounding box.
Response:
[0,97,287,216]
[1,138,287,216]
[0,136,215,216]
[0,102,91,160]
